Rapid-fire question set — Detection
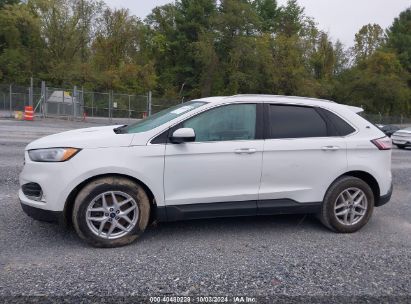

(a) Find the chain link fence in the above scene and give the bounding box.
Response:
[0,84,28,112]
[151,96,183,113]
[44,87,80,117]
[362,113,411,126]
[2,83,410,126]
[0,83,180,122]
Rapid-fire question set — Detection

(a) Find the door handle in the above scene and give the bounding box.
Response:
[234,148,257,154]
[322,146,340,151]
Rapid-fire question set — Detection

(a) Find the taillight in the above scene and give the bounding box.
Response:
[371,136,392,150]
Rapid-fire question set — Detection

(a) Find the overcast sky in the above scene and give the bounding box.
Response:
[104,0,411,47]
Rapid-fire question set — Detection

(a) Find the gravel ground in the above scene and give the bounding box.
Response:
[0,119,410,302]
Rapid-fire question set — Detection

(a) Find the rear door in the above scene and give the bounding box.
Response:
[258,104,348,211]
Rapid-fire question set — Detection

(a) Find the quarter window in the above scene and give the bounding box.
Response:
[268,105,327,139]
[182,104,257,142]
[319,109,356,136]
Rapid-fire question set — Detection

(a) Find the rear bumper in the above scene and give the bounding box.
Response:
[376,183,393,207]
[20,202,63,223]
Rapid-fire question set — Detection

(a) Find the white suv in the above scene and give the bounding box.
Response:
[19,95,393,247]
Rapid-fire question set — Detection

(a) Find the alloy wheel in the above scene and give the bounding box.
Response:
[334,187,368,226]
[85,191,139,239]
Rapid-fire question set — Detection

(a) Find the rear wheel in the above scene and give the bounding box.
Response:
[319,176,374,233]
[72,177,150,247]
[396,144,406,149]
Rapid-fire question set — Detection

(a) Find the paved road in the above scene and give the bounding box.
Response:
[0,119,410,301]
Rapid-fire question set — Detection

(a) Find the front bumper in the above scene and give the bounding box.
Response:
[376,183,393,207]
[20,202,63,223]
[392,136,411,146]
[19,152,75,213]
[19,187,65,224]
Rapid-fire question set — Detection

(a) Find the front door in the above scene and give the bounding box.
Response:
[164,103,264,216]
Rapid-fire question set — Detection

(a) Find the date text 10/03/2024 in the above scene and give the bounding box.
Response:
[149,296,257,303]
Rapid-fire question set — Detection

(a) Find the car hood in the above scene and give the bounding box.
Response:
[26,125,136,150]
[394,128,411,135]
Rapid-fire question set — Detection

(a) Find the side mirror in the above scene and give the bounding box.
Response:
[170,128,196,144]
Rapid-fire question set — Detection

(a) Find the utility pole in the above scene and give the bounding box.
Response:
[179,82,186,104]
[29,77,33,107]
[9,84,12,115]
[148,91,152,116]
[41,81,46,117]
[73,86,78,119]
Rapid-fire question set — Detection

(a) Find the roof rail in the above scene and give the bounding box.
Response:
[229,94,335,103]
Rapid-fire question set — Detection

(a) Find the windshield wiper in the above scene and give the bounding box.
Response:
[113,125,128,134]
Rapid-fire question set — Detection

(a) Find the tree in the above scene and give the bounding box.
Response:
[0,3,44,83]
[386,7,411,72]
[334,51,410,115]
[0,0,409,117]
[253,0,278,33]
[310,32,335,80]
[92,8,156,92]
[271,33,317,96]
[145,4,179,97]
[29,0,103,85]
[353,23,385,63]
[0,0,20,8]
[213,0,262,94]
[173,0,217,97]
[333,40,350,75]
[277,0,305,37]
[193,31,220,96]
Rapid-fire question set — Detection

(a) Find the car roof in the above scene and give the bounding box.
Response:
[195,94,333,103]
[193,94,363,113]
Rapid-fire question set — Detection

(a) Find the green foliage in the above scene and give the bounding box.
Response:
[353,23,385,63]
[0,0,410,115]
[30,0,105,86]
[386,7,411,72]
[253,0,278,32]
[310,32,336,80]
[0,0,20,8]
[333,40,350,75]
[0,3,44,83]
[277,0,305,37]
[334,51,410,115]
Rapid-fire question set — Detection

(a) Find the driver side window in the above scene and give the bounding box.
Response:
[182,104,257,142]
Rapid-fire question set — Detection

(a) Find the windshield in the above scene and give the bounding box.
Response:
[122,101,207,134]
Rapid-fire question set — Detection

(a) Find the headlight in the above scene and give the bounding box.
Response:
[28,148,81,162]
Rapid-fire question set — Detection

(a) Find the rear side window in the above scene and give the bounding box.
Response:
[268,105,327,139]
[319,108,356,136]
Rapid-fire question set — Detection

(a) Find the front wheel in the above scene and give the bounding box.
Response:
[396,144,406,149]
[72,177,150,247]
[319,176,374,233]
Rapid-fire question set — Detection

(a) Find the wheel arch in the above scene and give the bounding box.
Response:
[63,173,157,227]
[327,170,381,205]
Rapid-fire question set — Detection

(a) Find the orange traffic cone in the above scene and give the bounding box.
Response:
[24,106,34,121]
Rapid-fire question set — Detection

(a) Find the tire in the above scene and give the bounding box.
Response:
[319,176,374,233]
[396,144,406,149]
[72,176,150,247]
